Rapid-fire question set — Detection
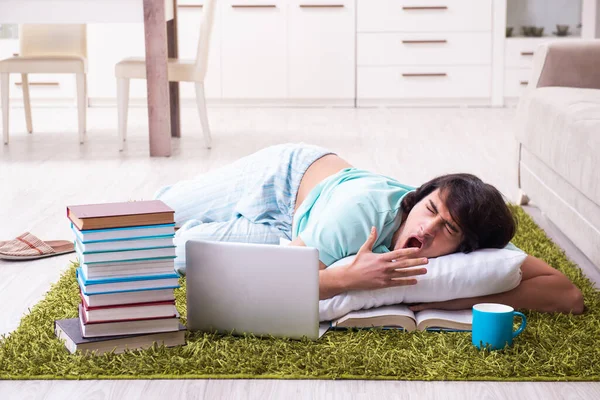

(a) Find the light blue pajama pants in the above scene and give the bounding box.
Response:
[153,143,333,275]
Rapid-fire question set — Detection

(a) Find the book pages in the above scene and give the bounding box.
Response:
[334,305,417,331]
[415,309,472,331]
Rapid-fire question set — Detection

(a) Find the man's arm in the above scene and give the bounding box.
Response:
[410,255,585,314]
[288,237,348,299]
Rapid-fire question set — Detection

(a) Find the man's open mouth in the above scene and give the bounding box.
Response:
[404,236,423,249]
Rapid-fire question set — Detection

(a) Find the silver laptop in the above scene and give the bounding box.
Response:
[186,240,320,340]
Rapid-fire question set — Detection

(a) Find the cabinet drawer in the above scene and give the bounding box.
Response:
[357,0,492,33]
[357,66,491,99]
[358,32,491,66]
[505,38,555,68]
[504,68,533,98]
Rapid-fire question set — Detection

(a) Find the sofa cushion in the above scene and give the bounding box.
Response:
[517,87,600,205]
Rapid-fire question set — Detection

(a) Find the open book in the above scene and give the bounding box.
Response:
[331,305,472,332]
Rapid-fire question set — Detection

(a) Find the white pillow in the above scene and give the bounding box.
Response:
[318,248,526,321]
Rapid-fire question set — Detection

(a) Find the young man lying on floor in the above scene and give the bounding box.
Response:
[154,143,584,315]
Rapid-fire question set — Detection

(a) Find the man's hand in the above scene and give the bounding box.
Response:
[341,226,428,292]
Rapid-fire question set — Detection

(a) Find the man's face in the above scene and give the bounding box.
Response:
[393,188,463,258]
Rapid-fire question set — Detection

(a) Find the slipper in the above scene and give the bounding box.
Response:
[0,232,75,261]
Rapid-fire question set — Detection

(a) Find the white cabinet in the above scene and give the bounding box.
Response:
[177,1,222,99]
[221,0,287,99]
[503,37,555,101]
[288,0,355,102]
[503,0,598,103]
[86,23,148,101]
[504,67,532,98]
[356,0,494,106]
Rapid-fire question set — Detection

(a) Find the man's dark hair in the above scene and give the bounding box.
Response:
[400,173,517,253]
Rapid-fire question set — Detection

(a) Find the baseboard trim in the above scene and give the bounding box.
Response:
[356,98,494,108]
[89,98,356,108]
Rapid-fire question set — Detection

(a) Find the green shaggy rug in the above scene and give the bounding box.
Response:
[1,206,599,381]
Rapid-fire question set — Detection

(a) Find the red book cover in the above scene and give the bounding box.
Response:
[67,200,174,230]
[80,291,175,310]
[80,305,178,325]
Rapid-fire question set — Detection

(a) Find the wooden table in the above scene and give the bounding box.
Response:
[0,0,180,157]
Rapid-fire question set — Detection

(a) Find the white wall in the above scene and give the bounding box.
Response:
[507,0,583,37]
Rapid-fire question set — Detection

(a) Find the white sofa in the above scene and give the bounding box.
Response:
[516,40,600,269]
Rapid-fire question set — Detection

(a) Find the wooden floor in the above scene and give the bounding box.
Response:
[0,105,598,399]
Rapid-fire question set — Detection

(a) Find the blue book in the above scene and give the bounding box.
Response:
[81,258,175,280]
[75,242,176,264]
[77,267,180,295]
[72,222,176,243]
[74,232,175,253]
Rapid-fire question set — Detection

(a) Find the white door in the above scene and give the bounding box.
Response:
[177,1,222,100]
[220,0,287,99]
[288,0,355,101]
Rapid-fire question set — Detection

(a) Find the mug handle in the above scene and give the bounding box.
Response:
[512,311,527,338]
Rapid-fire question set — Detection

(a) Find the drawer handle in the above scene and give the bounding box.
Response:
[403,6,448,10]
[299,4,345,7]
[521,52,534,56]
[402,73,447,77]
[231,4,277,8]
[520,81,529,86]
[15,82,59,86]
[402,40,447,44]
[178,4,203,8]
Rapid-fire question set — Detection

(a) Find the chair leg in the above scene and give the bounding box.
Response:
[195,82,212,149]
[1,73,8,145]
[117,77,130,151]
[76,73,86,144]
[516,189,530,206]
[83,74,88,132]
[21,74,33,134]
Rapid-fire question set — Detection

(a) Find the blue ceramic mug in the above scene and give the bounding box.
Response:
[472,303,526,350]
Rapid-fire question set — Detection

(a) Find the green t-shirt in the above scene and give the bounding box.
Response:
[292,168,415,266]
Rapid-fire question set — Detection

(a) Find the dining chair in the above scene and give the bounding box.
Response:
[115,0,216,151]
[0,24,87,145]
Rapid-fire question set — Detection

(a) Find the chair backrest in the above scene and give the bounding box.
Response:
[194,0,217,80]
[19,24,87,58]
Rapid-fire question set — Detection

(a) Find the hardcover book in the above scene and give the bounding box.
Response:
[80,288,176,308]
[67,200,174,231]
[72,223,176,242]
[79,304,181,338]
[75,244,176,264]
[81,258,176,279]
[76,267,180,295]
[81,294,177,323]
[55,318,186,355]
[75,234,174,253]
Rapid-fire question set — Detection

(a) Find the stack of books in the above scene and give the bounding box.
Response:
[54,200,186,355]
